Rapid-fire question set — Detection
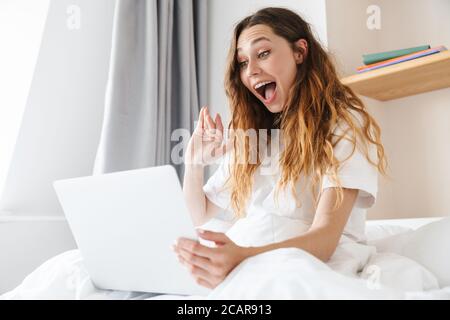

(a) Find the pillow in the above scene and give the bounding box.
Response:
[367,231,414,255]
[400,217,450,288]
[365,223,413,242]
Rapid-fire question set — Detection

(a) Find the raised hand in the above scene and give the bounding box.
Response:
[185,106,231,167]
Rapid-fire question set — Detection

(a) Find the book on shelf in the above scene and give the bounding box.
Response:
[356,46,448,73]
[362,45,430,65]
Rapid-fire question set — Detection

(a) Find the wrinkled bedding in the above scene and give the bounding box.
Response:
[2,222,450,300]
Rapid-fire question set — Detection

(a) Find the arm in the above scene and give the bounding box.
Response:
[183,165,222,227]
[183,106,227,227]
[246,187,359,262]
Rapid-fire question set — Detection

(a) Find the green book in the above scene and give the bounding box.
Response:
[363,45,430,65]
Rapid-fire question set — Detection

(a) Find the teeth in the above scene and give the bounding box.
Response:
[254,81,273,90]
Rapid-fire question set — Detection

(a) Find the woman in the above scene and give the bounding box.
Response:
[173,7,387,290]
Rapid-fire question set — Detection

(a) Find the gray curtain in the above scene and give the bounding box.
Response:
[93,0,208,179]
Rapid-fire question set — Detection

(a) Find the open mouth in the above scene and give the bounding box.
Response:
[255,81,277,104]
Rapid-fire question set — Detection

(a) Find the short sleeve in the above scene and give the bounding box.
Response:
[203,153,232,211]
[321,125,379,209]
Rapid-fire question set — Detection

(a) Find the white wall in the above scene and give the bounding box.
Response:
[326,0,450,219]
[0,0,50,202]
[0,0,115,293]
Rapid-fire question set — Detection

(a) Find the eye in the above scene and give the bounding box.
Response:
[258,50,270,59]
[238,60,248,69]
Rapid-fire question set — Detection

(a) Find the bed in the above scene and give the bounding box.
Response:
[2,217,450,300]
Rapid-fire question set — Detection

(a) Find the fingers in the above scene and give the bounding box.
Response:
[177,247,214,271]
[204,108,224,135]
[215,113,224,134]
[193,107,232,163]
[176,238,216,259]
[202,129,222,142]
[195,106,220,132]
[195,106,206,130]
[195,277,214,289]
[200,107,206,130]
[204,107,216,130]
[203,110,224,143]
[197,107,221,141]
[197,230,229,246]
[177,255,215,289]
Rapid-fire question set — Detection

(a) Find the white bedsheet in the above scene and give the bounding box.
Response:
[2,220,450,300]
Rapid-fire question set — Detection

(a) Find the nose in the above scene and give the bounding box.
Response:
[246,59,261,77]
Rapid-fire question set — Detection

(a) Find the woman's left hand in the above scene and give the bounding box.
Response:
[172,230,250,289]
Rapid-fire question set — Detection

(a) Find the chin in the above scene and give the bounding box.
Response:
[265,103,284,113]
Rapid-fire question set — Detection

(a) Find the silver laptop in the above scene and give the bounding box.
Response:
[53,165,210,296]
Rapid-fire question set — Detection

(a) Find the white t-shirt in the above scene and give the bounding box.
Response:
[203,123,378,247]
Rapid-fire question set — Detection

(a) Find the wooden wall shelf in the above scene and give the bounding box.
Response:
[340,50,450,101]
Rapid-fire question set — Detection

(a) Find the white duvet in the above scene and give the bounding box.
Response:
[2,232,450,300]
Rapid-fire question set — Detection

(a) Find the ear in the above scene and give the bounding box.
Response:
[294,39,308,64]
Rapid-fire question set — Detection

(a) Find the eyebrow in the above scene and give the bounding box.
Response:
[237,36,271,52]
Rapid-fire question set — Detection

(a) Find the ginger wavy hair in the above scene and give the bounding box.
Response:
[223,7,388,218]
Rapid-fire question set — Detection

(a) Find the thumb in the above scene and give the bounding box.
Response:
[213,136,233,159]
[213,128,234,158]
[197,230,230,245]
